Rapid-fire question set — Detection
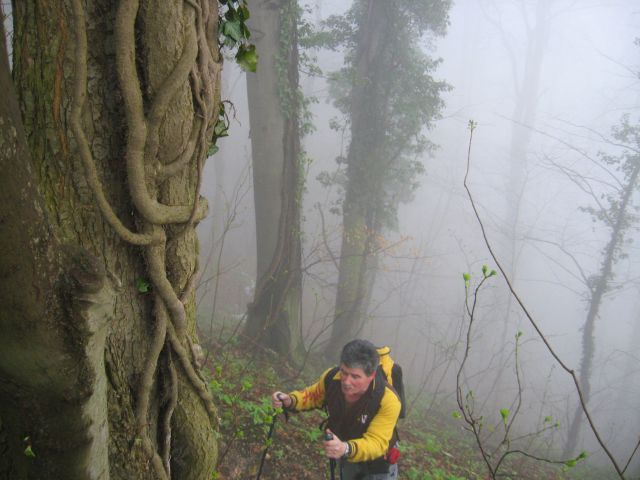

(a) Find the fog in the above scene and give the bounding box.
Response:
[197,1,640,476]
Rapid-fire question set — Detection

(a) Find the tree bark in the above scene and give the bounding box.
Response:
[327,0,390,358]
[1,1,221,478]
[1,16,112,478]
[244,0,304,361]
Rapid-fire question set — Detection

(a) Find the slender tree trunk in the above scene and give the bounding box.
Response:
[490,0,552,406]
[244,0,304,361]
[503,0,551,274]
[564,160,640,456]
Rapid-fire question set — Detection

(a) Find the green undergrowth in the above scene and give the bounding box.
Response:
[200,332,606,479]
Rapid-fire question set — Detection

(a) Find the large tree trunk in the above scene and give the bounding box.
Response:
[244,0,304,361]
[1,1,221,478]
[1,17,113,478]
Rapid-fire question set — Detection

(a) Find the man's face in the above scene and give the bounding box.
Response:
[339,363,375,401]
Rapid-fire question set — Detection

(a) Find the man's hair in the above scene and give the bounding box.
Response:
[340,339,379,376]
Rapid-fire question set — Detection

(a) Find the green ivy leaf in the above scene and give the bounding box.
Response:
[238,4,250,22]
[214,119,229,138]
[240,23,251,40]
[24,446,36,458]
[224,7,239,21]
[208,144,220,156]
[236,44,257,72]
[135,278,151,294]
[222,20,242,43]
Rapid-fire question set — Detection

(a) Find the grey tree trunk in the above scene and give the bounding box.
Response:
[490,0,552,409]
[244,0,304,361]
[328,1,390,358]
[1,1,221,478]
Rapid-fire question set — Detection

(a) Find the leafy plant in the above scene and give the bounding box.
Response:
[218,0,256,72]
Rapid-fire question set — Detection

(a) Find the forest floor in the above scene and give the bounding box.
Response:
[201,330,600,480]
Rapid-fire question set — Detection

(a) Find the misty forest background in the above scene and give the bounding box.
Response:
[1,0,639,479]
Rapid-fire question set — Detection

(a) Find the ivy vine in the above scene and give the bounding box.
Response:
[218,0,256,72]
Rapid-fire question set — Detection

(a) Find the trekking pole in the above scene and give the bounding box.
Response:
[324,432,336,480]
[256,394,289,480]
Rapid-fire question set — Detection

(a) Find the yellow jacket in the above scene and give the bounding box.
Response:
[289,367,401,462]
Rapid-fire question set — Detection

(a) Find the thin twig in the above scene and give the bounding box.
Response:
[463,122,626,479]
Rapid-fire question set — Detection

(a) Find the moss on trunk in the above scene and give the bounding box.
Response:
[2,1,222,478]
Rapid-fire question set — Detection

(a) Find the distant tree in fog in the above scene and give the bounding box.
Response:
[243,0,308,361]
[561,114,640,457]
[482,0,554,412]
[316,0,451,357]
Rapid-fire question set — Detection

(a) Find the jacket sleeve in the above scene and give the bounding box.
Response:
[346,386,401,462]
[288,367,334,412]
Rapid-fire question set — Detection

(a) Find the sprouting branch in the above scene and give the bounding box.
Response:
[463,121,628,479]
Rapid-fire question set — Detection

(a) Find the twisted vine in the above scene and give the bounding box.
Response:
[70,0,221,478]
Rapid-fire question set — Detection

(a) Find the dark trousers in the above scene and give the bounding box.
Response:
[339,459,398,480]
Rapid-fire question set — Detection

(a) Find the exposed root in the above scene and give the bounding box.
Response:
[161,345,179,477]
[135,296,170,479]
[167,322,216,420]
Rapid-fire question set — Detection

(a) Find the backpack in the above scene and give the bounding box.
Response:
[376,346,406,419]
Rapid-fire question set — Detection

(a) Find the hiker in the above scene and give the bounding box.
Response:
[272,339,402,479]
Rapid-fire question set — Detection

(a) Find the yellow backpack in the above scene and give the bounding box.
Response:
[377,346,406,418]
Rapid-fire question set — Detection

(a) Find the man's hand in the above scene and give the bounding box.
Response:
[323,429,348,460]
[271,391,292,409]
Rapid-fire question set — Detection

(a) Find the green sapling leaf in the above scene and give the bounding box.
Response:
[482,264,488,276]
[24,445,36,458]
[500,408,509,423]
[452,411,462,419]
